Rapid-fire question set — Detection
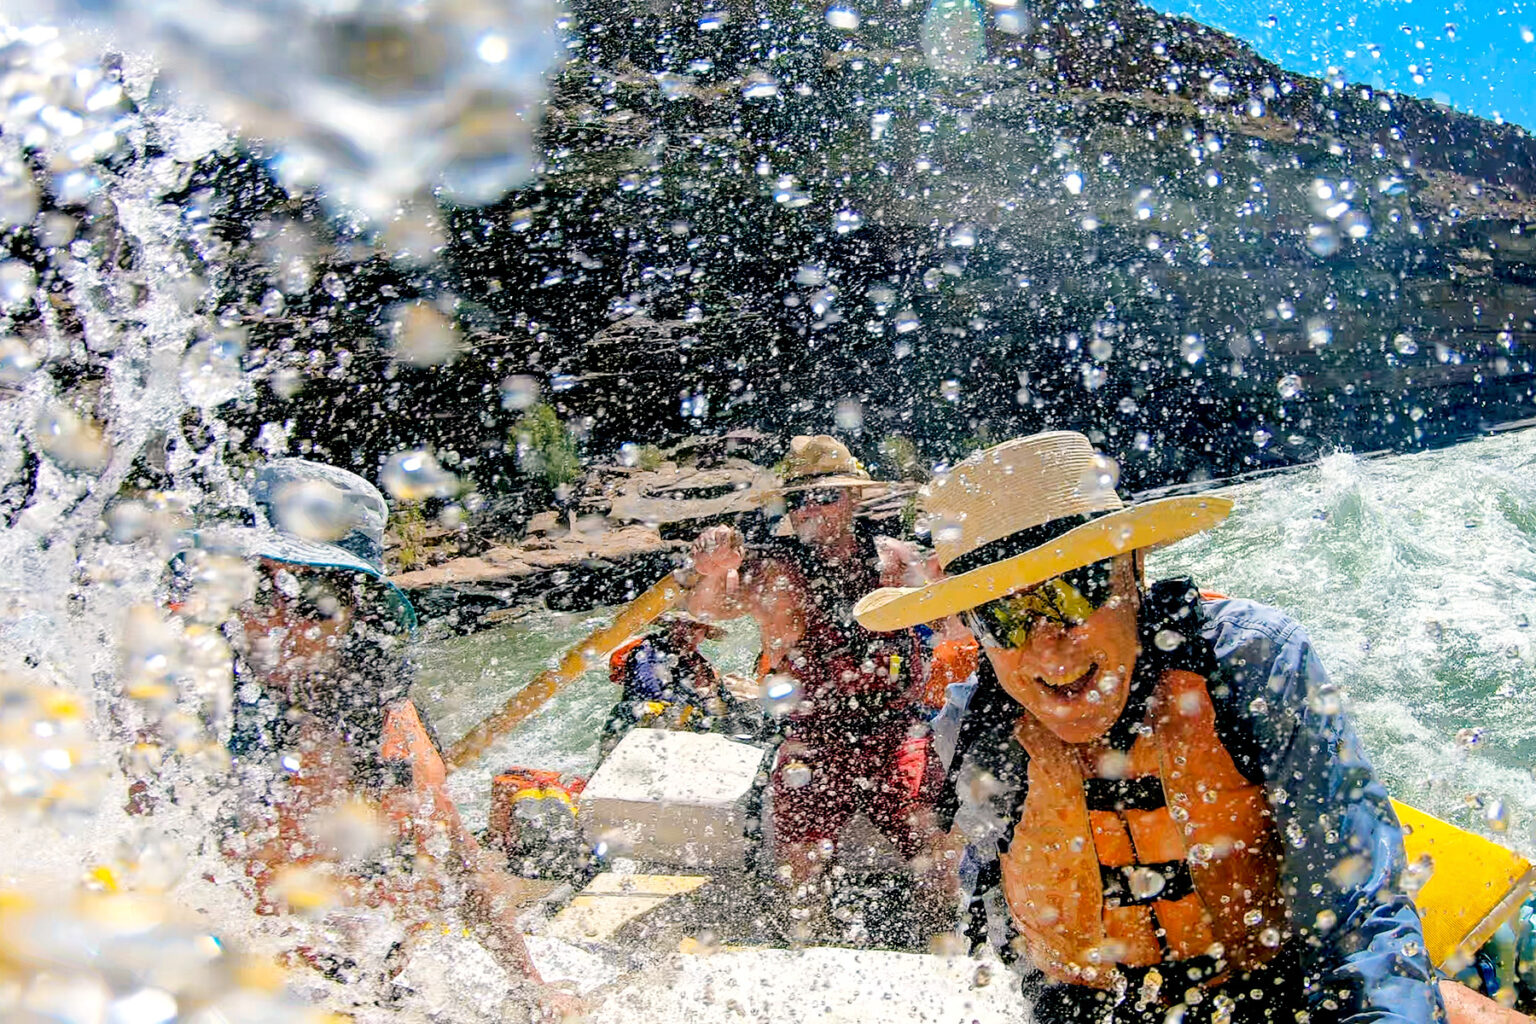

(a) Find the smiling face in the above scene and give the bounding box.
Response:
[976,554,1142,744]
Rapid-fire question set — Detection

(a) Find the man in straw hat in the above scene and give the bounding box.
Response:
[685,435,954,939]
[852,431,1446,1024]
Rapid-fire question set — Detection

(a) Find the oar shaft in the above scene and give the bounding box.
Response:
[443,569,694,770]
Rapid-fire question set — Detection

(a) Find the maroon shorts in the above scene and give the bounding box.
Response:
[770,721,943,860]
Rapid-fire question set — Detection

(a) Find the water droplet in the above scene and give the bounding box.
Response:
[762,674,802,717]
[781,760,813,789]
[0,335,39,384]
[894,309,920,333]
[698,10,730,30]
[1393,333,1418,355]
[0,260,36,309]
[268,477,351,543]
[948,223,977,248]
[833,209,864,234]
[834,399,864,431]
[1400,854,1435,896]
[1180,334,1205,364]
[386,301,462,367]
[921,0,987,75]
[932,518,965,544]
[35,404,112,473]
[1127,867,1167,900]
[826,5,861,30]
[1485,799,1510,833]
[179,335,246,408]
[1242,908,1264,927]
[1246,97,1266,117]
[940,379,962,402]
[1277,374,1303,399]
[1207,74,1232,99]
[1154,629,1185,651]
[1089,335,1113,361]
[795,264,827,286]
[1252,429,1272,448]
[1259,927,1281,948]
[741,73,780,99]
[1306,319,1332,348]
[1063,171,1084,195]
[1276,299,1295,320]
[1077,454,1120,498]
[380,450,459,502]
[1340,209,1371,239]
[1306,224,1340,256]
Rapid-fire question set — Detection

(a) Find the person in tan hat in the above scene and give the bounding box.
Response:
[853,431,1449,1024]
[684,435,954,938]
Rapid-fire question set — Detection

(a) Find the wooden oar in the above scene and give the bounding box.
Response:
[444,568,695,770]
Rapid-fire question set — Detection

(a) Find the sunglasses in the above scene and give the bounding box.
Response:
[963,559,1117,650]
[785,488,846,513]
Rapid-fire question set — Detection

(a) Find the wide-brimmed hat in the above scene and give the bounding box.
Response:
[773,435,879,494]
[178,458,417,629]
[852,431,1231,633]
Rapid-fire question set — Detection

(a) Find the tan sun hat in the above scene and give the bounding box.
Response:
[852,431,1232,632]
[774,434,879,493]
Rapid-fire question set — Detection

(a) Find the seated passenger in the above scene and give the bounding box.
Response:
[179,458,564,1006]
[601,612,729,756]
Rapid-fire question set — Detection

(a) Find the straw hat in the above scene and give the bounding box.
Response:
[773,435,878,493]
[852,431,1231,632]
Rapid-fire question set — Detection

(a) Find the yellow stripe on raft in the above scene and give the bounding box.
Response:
[1394,799,1536,969]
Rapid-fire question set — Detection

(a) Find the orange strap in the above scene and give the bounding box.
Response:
[920,635,979,708]
[608,637,647,685]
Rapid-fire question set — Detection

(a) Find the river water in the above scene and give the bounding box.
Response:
[421,429,1536,851]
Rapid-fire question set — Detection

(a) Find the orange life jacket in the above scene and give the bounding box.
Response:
[920,634,979,709]
[609,637,647,685]
[999,668,1286,990]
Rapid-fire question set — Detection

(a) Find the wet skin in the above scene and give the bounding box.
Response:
[980,554,1142,745]
[236,559,351,692]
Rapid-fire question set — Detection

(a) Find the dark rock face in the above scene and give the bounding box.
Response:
[421,0,1535,490]
[228,0,1536,496]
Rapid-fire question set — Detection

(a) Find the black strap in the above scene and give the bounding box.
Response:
[1100,859,1196,907]
[1083,775,1166,812]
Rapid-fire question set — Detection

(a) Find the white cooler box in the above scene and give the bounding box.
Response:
[578,728,769,870]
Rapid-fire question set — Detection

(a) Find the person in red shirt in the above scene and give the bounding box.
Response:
[684,436,955,939]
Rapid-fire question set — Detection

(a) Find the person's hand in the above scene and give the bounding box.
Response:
[874,536,939,588]
[690,525,744,578]
[534,984,588,1021]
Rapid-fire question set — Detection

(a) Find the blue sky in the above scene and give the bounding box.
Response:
[1141,0,1536,131]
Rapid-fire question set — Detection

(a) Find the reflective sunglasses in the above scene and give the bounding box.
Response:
[963,559,1116,649]
[785,488,847,513]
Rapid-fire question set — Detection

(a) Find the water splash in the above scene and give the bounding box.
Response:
[6,0,562,220]
[921,0,986,76]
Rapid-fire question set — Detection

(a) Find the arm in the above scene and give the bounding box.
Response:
[680,524,751,623]
[1207,603,1445,1024]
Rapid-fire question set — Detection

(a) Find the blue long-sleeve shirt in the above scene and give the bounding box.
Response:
[946,582,1445,1024]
